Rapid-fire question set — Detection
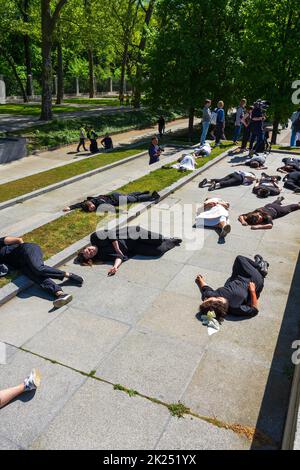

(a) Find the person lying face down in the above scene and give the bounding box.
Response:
[75,226,182,277]
[0,236,83,308]
[195,255,269,321]
[277,157,300,174]
[252,174,282,198]
[239,197,300,230]
[195,198,231,239]
[198,171,256,191]
[64,191,161,213]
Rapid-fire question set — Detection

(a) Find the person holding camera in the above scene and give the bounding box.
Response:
[249,100,266,154]
[148,136,164,165]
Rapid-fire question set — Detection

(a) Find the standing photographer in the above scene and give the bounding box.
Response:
[249,100,266,154]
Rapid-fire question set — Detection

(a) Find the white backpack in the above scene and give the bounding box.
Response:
[210,111,218,125]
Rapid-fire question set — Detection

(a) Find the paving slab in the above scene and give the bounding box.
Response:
[0,346,86,449]
[156,415,250,450]
[30,379,170,450]
[23,306,130,372]
[96,329,204,403]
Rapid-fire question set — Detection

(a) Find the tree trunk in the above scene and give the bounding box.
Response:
[40,0,68,120]
[24,35,33,98]
[56,41,64,104]
[119,42,129,104]
[88,49,95,98]
[188,107,195,142]
[271,117,280,145]
[0,46,28,102]
[133,0,155,109]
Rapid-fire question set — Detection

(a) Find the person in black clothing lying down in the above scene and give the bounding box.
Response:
[0,236,83,308]
[195,255,269,321]
[64,191,160,213]
[238,197,300,230]
[76,226,182,276]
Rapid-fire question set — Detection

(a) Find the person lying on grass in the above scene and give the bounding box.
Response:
[238,197,300,230]
[0,236,83,309]
[63,191,160,213]
[0,369,41,410]
[195,255,269,321]
[75,226,182,276]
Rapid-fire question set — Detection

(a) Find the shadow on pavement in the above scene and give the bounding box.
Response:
[251,250,300,450]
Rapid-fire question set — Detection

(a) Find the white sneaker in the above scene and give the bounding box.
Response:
[24,369,41,391]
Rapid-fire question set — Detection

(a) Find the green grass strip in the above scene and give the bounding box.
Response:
[0,146,147,204]
[0,142,233,289]
[272,145,300,153]
[0,103,94,116]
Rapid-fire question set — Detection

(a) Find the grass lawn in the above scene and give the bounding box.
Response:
[0,145,148,204]
[273,145,300,153]
[0,142,233,289]
[9,109,181,152]
[64,98,123,107]
[0,103,95,116]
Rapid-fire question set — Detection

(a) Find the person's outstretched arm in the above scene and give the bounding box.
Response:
[108,258,123,276]
[248,282,259,310]
[251,223,273,230]
[238,215,249,226]
[2,236,24,245]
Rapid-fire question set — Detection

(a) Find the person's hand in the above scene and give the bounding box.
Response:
[108,267,118,277]
[63,207,71,212]
[19,238,24,244]
[195,274,206,287]
[248,282,256,293]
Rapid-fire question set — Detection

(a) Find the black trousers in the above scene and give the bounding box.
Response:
[228,256,264,296]
[111,192,156,205]
[90,140,98,154]
[215,123,224,144]
[284,178,300,191]
[241,126,251,149]
[77,138,87,152]
[115,227,178,257]
[19,244,65,296]
[264,201,300,219]
[212,173,243,188]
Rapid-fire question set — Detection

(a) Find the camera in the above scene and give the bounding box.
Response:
[254,99,271,111]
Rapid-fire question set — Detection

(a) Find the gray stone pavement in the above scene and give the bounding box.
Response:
[0,146,183,236]
[0,150,299,450]
[0,118,196,185]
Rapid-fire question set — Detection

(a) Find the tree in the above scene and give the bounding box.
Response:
[40,0,68,120]
[240,0,300,143]
[145,0,241,138]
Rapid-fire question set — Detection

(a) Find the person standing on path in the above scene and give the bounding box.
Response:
[0,370,41,409]
[233,99,247,144]
[290,109,300,147]
[158,116,166,138]
[240,106,254,151]
[77,125,88,152]
[214,101,226,147]
[200,99,212,145]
